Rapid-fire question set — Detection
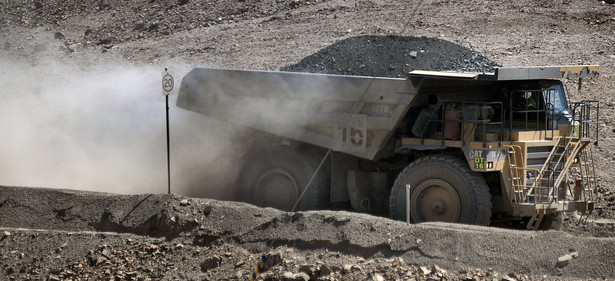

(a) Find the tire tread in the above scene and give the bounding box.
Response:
[389,154,492,226]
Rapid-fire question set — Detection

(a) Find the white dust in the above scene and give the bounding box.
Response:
[0,57,242,197]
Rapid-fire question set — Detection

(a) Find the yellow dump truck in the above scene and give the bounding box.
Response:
[177,65,599,229]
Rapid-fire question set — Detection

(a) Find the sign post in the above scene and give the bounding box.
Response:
[162,68,175,194]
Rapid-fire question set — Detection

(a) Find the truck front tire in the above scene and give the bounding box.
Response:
[238,146,330,211]
[389,154,492,226]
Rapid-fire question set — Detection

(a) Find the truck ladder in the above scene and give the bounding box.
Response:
[574,144,596,227]
[505,136,585,205]
[505,145,541,203]
[576,145,597,202]
[506,145,525,202]
[542,137,584,201]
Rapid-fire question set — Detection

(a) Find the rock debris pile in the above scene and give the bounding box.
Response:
[283,35,500,77]
[1,187,614,280]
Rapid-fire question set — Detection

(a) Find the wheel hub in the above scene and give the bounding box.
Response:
[254,168,299,211]
[431,200,446,214]
[411,179,461,223]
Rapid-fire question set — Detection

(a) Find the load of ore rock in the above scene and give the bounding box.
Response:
[283,35,500,77]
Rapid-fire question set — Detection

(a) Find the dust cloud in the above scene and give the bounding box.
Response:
[0,57,242,198]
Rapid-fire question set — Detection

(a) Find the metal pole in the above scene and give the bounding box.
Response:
[406,184,411,224]
[291,149,331,212]
[595,101,599,145]
[166,92,171,194]
[291,78,374,212]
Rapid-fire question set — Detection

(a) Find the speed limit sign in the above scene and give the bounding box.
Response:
[162,70,174,95]
[162,67,174,195]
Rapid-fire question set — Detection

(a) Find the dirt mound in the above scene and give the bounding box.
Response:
[282,35,500,77]
[1,186,615,280]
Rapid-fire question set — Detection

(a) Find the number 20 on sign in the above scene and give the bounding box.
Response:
[162,70,174,96]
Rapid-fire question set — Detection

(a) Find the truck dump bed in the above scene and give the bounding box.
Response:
[177,68,418,160]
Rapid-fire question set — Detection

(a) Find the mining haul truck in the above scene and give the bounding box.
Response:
[177,65,600,229]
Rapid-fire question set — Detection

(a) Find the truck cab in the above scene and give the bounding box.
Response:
[396,66,599,228]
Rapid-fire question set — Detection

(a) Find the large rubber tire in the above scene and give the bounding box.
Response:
[389,154,492,226]
[238,146,329,211]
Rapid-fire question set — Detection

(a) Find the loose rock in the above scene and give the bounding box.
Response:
[97,37,112,45]
[392,257,405,267]
[298,264,316,276]
[556,254,573,268]
[200,255,222,272]
[319,264,332,276]
[292,272,310,281]
[372,273,385,281]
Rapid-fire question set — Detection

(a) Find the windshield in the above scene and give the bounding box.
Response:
[544,85,568,114]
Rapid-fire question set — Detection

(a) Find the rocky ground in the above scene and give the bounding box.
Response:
[1,186,614,280]
[1,0,615,280]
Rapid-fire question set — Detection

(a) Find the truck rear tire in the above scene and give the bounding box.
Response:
[238,146,329,211]
[389,154,492,226]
